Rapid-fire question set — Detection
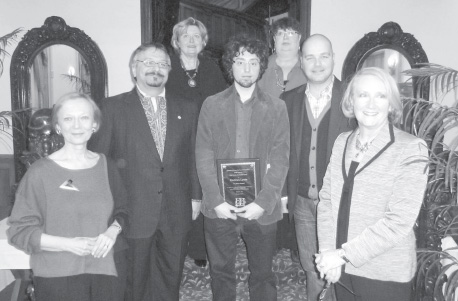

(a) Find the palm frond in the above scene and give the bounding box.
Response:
[0,28,24,77]
[403,63,458,104]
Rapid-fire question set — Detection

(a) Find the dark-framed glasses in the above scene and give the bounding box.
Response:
[232,59,260,68]
[275,30,299,38]
[136,60,170,69]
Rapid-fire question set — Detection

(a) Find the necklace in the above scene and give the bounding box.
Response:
[274,68,287,92]
[180,59,199,88]
[355,133,373,159]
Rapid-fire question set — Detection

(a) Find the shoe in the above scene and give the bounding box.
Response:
[290,249,300,263]
[194,259,207,268]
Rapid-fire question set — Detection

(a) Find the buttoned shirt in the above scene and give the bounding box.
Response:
[305,76,334,119]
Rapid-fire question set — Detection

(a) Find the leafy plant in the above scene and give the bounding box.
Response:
[0,28,23,77]
[401,63,458,300]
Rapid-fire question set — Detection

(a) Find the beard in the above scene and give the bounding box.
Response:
[145,71,165,87]
[235,77,256,88]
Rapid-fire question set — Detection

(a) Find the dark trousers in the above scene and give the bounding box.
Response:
[125,215,190,301]
[204,216,277,301]
[34,274,116,301]
[187,213,207,260]
[336,273,412,301]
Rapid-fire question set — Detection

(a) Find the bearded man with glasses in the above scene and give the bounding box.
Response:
[89,43,201,301]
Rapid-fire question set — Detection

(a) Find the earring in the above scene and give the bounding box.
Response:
[92,128,96,133]
[56,129,61,135]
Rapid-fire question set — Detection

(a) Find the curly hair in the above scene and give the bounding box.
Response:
[222,34,269,82]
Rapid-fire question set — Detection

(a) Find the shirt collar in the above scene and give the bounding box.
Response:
[305,76,334,99]
[136,85,166,99]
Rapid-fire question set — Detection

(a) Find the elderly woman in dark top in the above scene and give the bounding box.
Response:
[8,93,129,301]
[166,16,227,268]
[315,67,428,301]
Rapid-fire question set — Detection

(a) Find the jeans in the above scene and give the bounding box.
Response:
[295,195,335,301]
[204,216,277,301]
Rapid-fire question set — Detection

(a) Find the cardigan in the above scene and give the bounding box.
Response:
[318,124,428,282]
[258,53,307,99]
[7,155,129,277]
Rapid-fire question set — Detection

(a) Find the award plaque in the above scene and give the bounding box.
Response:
[216,158,261,208]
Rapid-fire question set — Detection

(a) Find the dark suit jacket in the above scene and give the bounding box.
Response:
[89,89,201,238]
[282,77,356,218]
[196,85,290,225]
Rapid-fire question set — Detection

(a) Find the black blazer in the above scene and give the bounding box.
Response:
[281,77,356,218]
[89,89,201,238]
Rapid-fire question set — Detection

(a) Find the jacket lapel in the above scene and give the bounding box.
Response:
[222,86,237,155]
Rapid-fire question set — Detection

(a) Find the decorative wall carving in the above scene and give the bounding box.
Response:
[342,22,428,83]
[10,16,108,181]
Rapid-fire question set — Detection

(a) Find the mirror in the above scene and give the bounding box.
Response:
[30,45,91,109]
[10,16,108,181]
[359,49,412,98]
[342,22,428,98]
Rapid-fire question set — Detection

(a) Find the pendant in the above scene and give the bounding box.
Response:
[188,78,196,88]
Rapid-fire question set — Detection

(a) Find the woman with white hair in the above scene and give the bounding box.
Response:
[315,67,428,300]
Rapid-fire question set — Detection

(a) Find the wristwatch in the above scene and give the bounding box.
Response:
[337,248,350,263]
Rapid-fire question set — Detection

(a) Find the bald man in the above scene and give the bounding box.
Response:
[281,34,356,300]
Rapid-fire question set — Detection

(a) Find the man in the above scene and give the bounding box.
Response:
[282,34,356,300]
[196,34,290,301]
[89,43,200,301]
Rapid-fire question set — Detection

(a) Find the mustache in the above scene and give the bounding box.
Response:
[146,71,164,77]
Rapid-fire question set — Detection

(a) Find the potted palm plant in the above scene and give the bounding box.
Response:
[0,28,23,150]
[401,63,458,300]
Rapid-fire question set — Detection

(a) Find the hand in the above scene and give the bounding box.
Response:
[324,267,342,284]
[192,200,202,220]
[65,237,97,256]
[281,196,288,214]
[315,249,346,279]
[214,202,238,220]
[91,226,118,258]
[234,203,265,220]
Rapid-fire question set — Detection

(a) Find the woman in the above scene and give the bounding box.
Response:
[8,93,129,301]
[167,17,227,268]
[258,17,307,98]
[315,67,428,301]
[258,17,306,261]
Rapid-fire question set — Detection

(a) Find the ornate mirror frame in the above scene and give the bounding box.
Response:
[10,16,108,181]
[342,21,429,95]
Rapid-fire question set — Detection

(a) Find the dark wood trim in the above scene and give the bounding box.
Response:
[141,0,153,44]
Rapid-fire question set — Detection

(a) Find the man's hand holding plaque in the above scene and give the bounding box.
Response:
[234,203,265,220]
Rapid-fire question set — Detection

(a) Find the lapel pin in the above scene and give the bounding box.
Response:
[178,115,182,119]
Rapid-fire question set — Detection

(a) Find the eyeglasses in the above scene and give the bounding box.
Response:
[275,30,299,38]
[136,60,170,69]
[233,59,260,68]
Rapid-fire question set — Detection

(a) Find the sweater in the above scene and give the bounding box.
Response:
[7,155,128,278]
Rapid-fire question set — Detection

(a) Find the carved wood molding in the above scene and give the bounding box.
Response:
[342,22,428,82]
[9,16,108,181]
